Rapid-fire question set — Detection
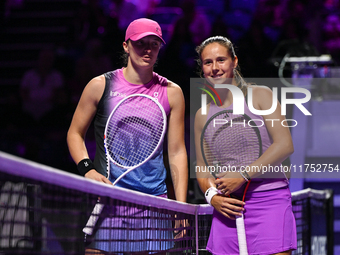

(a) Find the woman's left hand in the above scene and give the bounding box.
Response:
[214,171,246,196]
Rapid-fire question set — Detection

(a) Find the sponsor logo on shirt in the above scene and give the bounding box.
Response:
[109,91,160,101]
[153,92,159,101]
[110,91,126,98]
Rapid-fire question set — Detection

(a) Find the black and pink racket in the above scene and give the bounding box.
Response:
[201,109,262,255]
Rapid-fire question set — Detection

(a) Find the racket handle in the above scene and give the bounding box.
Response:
[83,166,135,235]
[83,202,105,235]
[236,213,249,255]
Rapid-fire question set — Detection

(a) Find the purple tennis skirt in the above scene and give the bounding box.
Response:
[207,186,297,255]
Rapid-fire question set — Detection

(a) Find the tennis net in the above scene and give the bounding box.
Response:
[0,151,333,254]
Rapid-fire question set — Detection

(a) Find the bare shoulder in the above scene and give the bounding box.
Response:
[86,75,106,93]
[248,84,273,100]
[194,107,205,123]
[167,80,184,108]
[248,84,275,110]
[194,104,209,131]
[82,75,106,104]
[248,84,272,95]
[167,80,183,95]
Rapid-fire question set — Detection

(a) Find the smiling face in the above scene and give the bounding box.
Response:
[200,42,238,85]
[123,35,161,69]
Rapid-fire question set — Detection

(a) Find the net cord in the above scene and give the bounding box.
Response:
[0,151,334,254]
[0,151,196,215]
[0,151,332,214]
[0,152,332,213]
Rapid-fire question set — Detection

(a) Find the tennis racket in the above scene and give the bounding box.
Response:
[83,94,167,235]
[200,110,262,255]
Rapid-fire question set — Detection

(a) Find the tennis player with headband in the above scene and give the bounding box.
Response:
[194,36,297,255]
[67,18,188,254]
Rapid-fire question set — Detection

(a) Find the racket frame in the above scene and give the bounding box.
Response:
[200,109,263,255]
[104,94,167,184]
[83,94,167,235]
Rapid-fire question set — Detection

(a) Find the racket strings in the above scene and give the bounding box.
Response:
[202,112,261,174]
[106,97,165,168]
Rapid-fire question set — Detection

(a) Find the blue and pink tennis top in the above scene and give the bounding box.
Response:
[93,68,170,195]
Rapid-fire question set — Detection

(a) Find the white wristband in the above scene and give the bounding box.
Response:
[239,170,250,182]
[205,187,219,206]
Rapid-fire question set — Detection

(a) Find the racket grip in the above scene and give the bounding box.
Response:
[236,213,249,255]
[83,202,105,235]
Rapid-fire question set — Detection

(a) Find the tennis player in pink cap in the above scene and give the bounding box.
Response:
[67,18,188,254]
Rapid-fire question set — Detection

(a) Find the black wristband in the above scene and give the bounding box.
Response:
[77,158,95,176]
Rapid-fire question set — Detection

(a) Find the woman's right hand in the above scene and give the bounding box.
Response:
[85,169,112,185]
[211,194,245,220]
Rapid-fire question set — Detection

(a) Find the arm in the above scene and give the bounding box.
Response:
[215,86,294,195]
[167,82,188,203]
[67,75,111,184]
[194,108,245,219]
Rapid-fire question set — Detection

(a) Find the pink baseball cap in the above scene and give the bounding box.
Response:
[125,18,165,44]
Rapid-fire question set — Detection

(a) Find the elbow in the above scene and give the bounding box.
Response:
[167,143,187,159]
[66,128,77,148]
[286,141,294,157]
[66,129,72,145]
[66,131,72,150]
[275,139,294,160]
[290,144,294,156]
